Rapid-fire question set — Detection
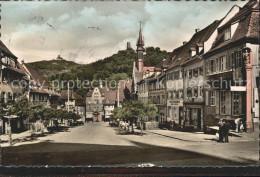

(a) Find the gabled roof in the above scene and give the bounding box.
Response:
[60,90,84,100]
[86,87,109,97]
[165,20,221,70]
[0,40,17,59]
[103,90,117,105]
[23,63,50,88]
[207,1,259,55]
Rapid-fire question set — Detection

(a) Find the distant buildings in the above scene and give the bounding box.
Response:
[86,80,131,122]
[60,90,85,120]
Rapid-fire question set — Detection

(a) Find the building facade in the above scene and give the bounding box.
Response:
[204,1,259,132]
[60,90,85,120]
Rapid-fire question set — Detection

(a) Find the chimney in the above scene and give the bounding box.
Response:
[183,41,187,45]
[195,28,200,33]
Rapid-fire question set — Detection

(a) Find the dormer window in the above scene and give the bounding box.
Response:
[224,27,231,41]
[189,47,196,58]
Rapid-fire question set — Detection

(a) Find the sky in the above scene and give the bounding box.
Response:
[1,1,247,64]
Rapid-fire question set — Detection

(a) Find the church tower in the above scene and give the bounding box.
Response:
[136,22,145,72]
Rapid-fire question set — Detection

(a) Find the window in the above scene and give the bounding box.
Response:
[224,28,231,41]
[233,92,239,115]
[194,68,198,77]
[220,56,226,71]
[220,91,226,114]
[210,59,215,73]
[174,71,179,80]
[189,70,192,78]
[199,67,203,76]
[232,50,242,68]
[210,91,216,106]
[176,90,179,99]
[215,58,219,72]
[198,87,203,97]
[193,87,198,97]
[179,70,183,79]
[187,88,192,97]
[179,90,183,98]
[32,94,36,101]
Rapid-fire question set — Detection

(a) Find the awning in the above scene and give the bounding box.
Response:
[230,86,246,92]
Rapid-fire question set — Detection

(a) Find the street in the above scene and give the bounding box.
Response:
[1,122,259,167]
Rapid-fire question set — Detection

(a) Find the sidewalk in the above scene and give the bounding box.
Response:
[0,129,49,147]
[136,128,258,143]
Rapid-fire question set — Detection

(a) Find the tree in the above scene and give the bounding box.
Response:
[123,100,145,133]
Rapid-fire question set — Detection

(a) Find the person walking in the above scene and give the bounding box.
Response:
[223,120,230,143]
[218,119,224,142]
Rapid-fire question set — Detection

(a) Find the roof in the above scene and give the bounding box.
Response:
[23,63,50,88]
[60,90,84,100]
[86,87,109,97]
[3,66,26,75]
[207,1,259,55]
[0,40,17,59]
[30,88,48,94]
[136,23,145,47]
[164,20,221,70]
[103,90,117,105]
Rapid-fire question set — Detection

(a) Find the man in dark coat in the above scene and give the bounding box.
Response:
[218,119,224,142]
[223,120,231,143]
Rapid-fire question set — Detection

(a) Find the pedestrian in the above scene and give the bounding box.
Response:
[223,120,230,143]
[240,120,244,132]
[218,119,224,142]
[181,119,185,129]
[235,118,242,132]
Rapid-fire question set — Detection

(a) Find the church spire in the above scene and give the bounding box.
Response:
[136,22,145,72]
[136,21,144,47]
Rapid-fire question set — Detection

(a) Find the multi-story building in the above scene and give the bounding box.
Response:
[60,90,85,120]
[204,1,259,132]
[148,70,167,123]
[86,80,131,122]
[0,40,28,134]
[86,86,108,122]
[103,90,117,121]
[21,62,61,108]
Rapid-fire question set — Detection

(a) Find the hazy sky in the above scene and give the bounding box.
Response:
[1,1,247,64]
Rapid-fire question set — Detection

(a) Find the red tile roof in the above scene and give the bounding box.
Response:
[207,1,259,55]
[103,90,117,105]
[165,20,221,70]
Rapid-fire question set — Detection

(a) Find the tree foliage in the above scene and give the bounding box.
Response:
[29,47,169,97]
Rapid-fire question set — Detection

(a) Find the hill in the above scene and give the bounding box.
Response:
[28,47,169,97]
